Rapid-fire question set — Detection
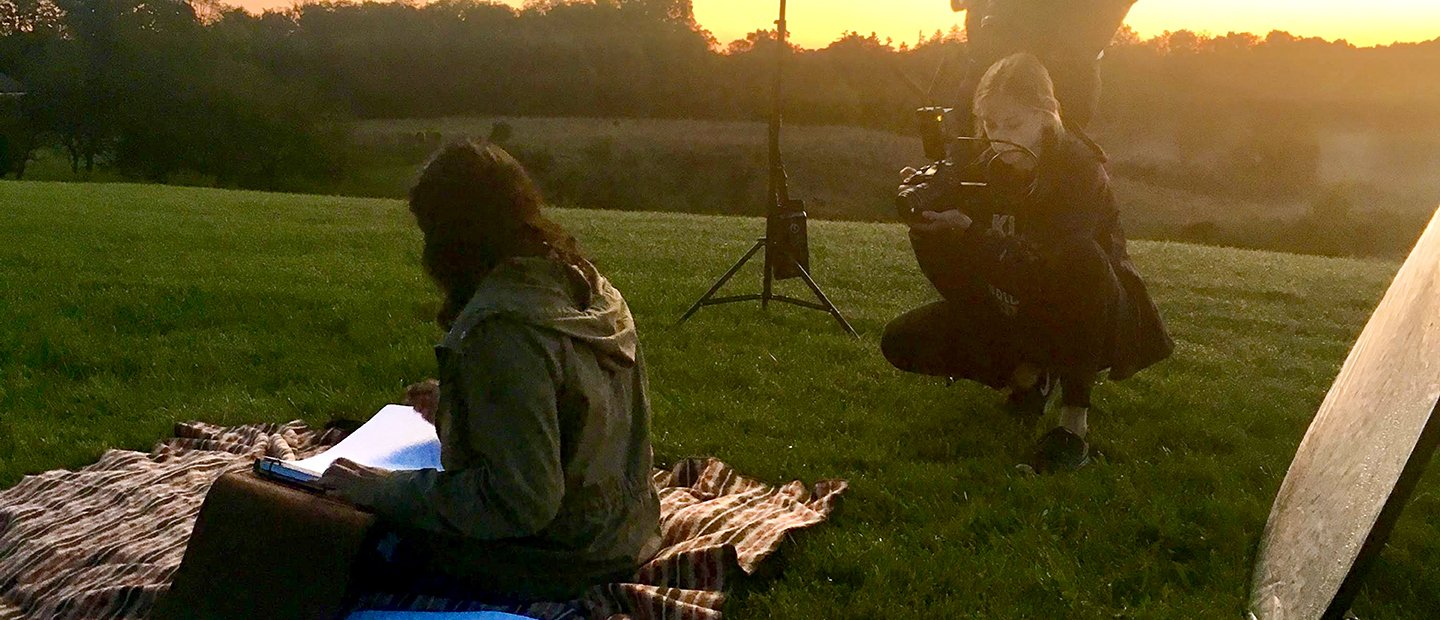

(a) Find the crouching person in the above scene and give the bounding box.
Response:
[318,139,662,603]
[883,54,1172,472]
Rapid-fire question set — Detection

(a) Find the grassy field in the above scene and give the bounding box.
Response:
[2,180,1437,618]
[347,116,1299,237]
[28,114,1300,233]
[25,115,1435,258]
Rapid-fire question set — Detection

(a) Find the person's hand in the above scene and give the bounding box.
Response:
[404,379,440,424]
[315,457,387,507]
[909,209,973,234]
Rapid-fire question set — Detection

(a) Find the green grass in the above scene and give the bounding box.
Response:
[2,180,1436,618]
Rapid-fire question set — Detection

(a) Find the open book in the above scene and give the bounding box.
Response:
[253,404,443,489]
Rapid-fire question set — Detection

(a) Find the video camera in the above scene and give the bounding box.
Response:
[895,106,1037,223]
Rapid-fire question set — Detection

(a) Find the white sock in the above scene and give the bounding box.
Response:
[1060,406,1089,438]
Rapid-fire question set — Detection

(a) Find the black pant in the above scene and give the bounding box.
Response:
[346,527,630,608]
[883,239,1120,408]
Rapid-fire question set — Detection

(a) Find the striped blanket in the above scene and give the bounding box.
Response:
[0,420,846,620]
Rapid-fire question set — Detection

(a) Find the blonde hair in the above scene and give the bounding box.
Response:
[972,53,1064,136]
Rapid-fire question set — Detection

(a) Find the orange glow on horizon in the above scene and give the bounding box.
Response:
[222,0,1439,49]
[688,0,1439,49]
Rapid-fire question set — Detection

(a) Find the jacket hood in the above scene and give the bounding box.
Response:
[441,255,638,367]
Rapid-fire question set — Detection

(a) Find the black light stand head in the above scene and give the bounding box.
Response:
[767,200,809,281]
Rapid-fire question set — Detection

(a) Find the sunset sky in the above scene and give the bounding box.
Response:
[230,0,1440,49]
[682,0,1440,48]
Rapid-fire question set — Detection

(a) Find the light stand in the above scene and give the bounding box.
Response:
[678,0,857,337]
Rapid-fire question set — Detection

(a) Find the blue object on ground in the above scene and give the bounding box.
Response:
[346,612,533,620]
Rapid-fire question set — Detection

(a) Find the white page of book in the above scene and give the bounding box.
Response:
[286,404,444,477]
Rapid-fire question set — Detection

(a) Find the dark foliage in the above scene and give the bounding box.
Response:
[0,0,345,188]
[2,0,1436,256]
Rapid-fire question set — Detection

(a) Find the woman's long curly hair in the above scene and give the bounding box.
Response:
[409,139,589,328]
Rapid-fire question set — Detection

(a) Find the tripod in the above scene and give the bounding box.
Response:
[678,0,857,337]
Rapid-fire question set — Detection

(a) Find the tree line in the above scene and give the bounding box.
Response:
[2,0,1437,199]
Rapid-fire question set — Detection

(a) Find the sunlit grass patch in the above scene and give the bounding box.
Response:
[0,181,1430,618]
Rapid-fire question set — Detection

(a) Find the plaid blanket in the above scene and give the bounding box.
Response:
[0,421,846,620]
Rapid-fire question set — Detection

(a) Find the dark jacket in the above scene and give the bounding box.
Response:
[910,131,1172,380]
[350,255,662,600]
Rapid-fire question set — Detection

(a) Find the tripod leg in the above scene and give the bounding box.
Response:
[761,240,774,309]
[791,259,859,338]
[679,239,767,324]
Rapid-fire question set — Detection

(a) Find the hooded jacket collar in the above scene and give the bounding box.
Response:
[440,255,639,368]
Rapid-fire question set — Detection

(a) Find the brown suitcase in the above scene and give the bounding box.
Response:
[154,472,378,620]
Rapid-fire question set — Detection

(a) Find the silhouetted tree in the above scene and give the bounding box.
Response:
[3,0,1437,206]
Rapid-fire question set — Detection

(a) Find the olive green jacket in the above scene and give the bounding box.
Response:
[353,255,662,600]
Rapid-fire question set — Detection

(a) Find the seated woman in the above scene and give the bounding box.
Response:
[318,139,662,602]
[883,53,1172,471]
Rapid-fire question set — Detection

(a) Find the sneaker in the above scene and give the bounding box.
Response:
[1031,426,1090,473]
[1005,371,1056,420]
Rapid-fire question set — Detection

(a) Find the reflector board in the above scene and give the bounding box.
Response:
[1250,206,1440,619]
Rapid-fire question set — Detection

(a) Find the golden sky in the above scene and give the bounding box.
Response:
[228,0,1439,49]
[687,0,1440,48]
